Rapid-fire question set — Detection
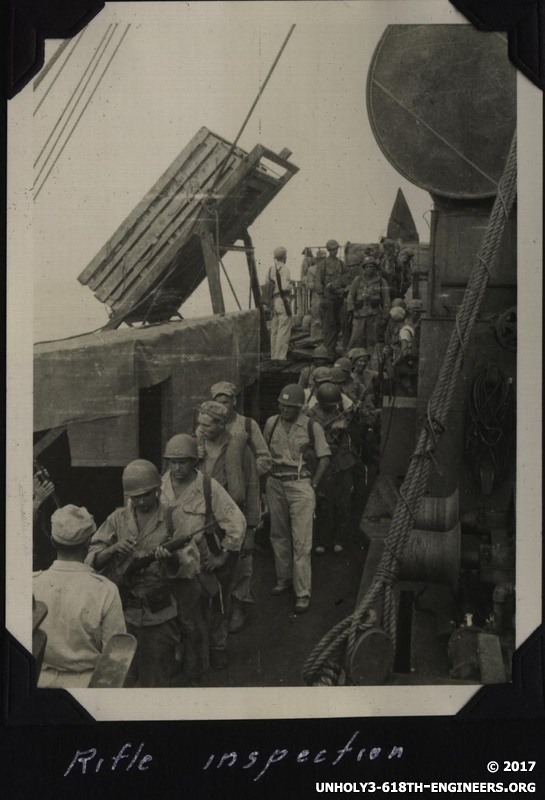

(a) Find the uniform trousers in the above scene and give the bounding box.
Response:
[205,553,240,654]
[270,309,292,360]
[126,618,179,688]
[266,476,315,599]
[310,292,323,342]
[314,469,353,549]
[348,314,381,350]
[174,577,203,680]
[321,298,343,357]
[38,666,94,689]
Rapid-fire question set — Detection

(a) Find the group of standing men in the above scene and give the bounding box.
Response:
[33,370,372,690]
[267,239,418,368]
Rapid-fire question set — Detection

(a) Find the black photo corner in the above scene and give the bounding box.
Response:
[2,0,544,797]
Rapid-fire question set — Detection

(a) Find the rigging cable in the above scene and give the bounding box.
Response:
[35,25,131,200]
[33,28,87,117]
[34,24,115,172]
[33,38,72,90]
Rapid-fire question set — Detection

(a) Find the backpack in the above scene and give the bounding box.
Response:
[266,415,317,476]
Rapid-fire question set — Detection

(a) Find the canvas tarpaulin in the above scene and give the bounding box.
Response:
[34,311,260,466]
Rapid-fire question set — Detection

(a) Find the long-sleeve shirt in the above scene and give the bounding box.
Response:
[268,262,292,315]
[195,429,261,528]
[225,412,272,477]
[347,274,390,317]
[33,561,126,672]
[86,503,196,627]
[314,256,346,298]
[161,469,246,553]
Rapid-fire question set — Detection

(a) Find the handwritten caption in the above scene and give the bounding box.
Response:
[64,742,153,776]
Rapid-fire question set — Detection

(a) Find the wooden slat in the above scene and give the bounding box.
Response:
[477,632,507,684]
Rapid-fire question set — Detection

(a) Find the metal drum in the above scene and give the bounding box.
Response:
[367,25,516,199]
[398,522,461,591]
[413,488,459,532]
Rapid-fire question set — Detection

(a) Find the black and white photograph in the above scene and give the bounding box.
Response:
[6,0,542,722]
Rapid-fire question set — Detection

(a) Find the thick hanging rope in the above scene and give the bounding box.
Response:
[303,131,517,686]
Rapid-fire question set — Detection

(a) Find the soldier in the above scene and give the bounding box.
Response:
[195,400,261,652]
[347,254,390,351]
[394,299,423,397]
[314,239,346,359]
[398,247,415,297]
[305,248,326,342]
[34,504,126,689]
[86,460,198,688]
[308,383,357,554]
[348,347,374,398]
[334,356,359,401]
[267,246,293,363]
[161,434,246,673]
[210,381,272,479]
[298,344,331,390]
[340,251,364,350]
[263,384,331,614]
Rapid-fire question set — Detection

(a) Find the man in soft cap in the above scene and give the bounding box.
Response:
[33,504,126,688]
[304,249,326,343]
[298,344,332,390]
[313,239,347,358]
[267,246,293,363]
[195,398,260,656]
[210,382,272,478]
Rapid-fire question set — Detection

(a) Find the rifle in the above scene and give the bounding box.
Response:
[113,520,217,588]
[274,261,293,317]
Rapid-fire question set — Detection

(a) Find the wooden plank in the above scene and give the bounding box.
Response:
[243,229,269,352]
[477,632,507,684]
[78,126,211,284]
[33,426,66,456]
[201,230,225,315]
[92,139,231,301]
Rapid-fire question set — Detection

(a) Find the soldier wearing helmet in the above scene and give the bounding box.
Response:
[161,432,247,673]
[313,238,347,359]
[267,246,293,363]
[308,379,358,555]
[86,459,196,688]
[346,253,390,351]
[34,505,126,688]
[298,344,332,391]
[340,250,364,350]
[263,384,331,614]
[304,249,326,343]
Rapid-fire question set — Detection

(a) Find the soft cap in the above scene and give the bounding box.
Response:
[211,381,237,399]
[51,505,96,546]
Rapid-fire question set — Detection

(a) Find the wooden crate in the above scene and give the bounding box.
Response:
[78,127,299,325]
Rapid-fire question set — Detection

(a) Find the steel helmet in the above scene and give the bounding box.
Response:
[329,367,346,385]
[362,255,379,268]
[277,384,305,407]
[316,383,342,406]
[408,299,423,312]
[345,252,362,267]
[273,246,287,259]
[390,306,406,322]
[122,459,161,497]
[391,298,407,309]
[326,239,340,251]
[313,366,333,384]
[163,434,198,460]
[312,344,330,360]
[334,357,352,376]
[348,347,370,362]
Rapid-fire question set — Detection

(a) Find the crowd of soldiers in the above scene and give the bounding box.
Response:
[32,239,422,690]
[266,239,422,396]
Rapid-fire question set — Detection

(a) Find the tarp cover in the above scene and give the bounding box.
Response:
[34,311,260,465]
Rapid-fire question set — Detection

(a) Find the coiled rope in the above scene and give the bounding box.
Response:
[302,131,517,686]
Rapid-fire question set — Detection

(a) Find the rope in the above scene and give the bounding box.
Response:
[302,131,517,686]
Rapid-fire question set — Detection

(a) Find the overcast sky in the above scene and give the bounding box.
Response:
[29,1,457,342]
